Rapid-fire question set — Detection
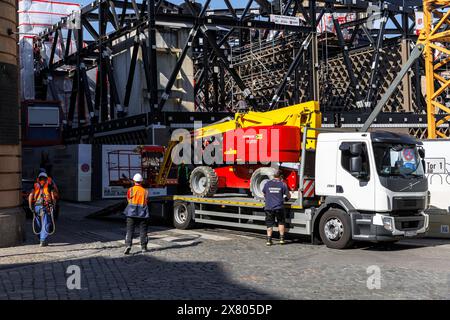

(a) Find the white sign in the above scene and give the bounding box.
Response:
[422,140,450,211]
[102,145,141,199]
[101,145,167,199]
[415,11,424,35]
[270,14,301,26]
[425,158,446,174]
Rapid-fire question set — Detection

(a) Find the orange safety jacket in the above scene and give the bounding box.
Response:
[36,177,59,200]
[32,182,53,205]
[124,185,150,218]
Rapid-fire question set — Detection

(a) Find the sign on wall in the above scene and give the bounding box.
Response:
[101,145,167,199]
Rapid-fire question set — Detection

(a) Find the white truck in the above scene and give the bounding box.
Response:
[153,129,430,249]
[313,130,429,248]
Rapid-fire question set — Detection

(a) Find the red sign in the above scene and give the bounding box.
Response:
[403,149,414,161]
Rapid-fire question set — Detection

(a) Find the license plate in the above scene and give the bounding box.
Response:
[405,231,417,237]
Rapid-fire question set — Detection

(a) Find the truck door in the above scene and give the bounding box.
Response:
[336,141,375,211]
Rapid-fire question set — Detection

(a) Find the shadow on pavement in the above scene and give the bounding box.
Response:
[0,254,277,300]
[356,238,450,251]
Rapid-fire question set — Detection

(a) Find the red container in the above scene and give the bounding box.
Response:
[222,125,301,164]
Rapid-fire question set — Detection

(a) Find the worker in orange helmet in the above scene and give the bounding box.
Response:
[123,173,150,255]
[28,172,56,247]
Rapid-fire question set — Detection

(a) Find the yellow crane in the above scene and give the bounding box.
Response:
[422,0,450,138]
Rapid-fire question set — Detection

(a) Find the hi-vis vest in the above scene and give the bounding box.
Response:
[32,182,52,205]
[124,185,150,218]
[36,177,59,199]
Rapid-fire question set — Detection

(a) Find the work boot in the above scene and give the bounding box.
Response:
[279,235,285,245]
[141,244,148,253]
[40,240,48,247]
[266,237,273,246]
[123,246,132,255]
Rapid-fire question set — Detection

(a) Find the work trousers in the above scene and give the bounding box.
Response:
[34,205,53,241]
[125,217,149,247]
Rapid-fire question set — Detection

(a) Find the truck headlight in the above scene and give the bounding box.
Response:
[383,217,394,232]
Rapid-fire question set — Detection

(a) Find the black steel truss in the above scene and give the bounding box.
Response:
[34,0,425,143]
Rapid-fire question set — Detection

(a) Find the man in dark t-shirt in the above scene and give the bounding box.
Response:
[262,170,290,246]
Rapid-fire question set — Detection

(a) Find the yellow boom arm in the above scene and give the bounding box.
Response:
[195,101,322,150]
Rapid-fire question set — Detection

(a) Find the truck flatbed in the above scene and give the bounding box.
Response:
[150,193,312,236]
[150,193,303,209]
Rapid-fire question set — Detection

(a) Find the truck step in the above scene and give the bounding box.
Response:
[355,219,372,225]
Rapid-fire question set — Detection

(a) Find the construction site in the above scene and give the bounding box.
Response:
[2,0,450,302]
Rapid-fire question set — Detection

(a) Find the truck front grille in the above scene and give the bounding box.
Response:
[392,197,426,212]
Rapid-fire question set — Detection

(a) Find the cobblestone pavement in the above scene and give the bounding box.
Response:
[1,201,450,300]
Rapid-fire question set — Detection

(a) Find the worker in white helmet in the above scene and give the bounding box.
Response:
[29,172,57,247]
[123,173,150,255]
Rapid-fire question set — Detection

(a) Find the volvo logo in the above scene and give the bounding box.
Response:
[400,180,421,192]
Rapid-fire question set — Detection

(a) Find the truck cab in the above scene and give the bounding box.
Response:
[314,131,429,248]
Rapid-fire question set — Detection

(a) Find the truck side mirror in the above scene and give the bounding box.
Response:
[350,156,363,177]
[418,148,425,159]
[349,143,363,156]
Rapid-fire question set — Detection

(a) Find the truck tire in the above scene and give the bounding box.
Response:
[173,201,195,229]
[319,208,353,249]
[190,166,218,197]
[250,167,277,200]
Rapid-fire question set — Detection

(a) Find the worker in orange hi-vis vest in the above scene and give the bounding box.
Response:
[123,173,150,255]
[28,172,57,247]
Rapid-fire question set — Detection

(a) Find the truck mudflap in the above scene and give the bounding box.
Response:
[350,212,429,241]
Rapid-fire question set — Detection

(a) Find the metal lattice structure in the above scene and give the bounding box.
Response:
[36,0,314,141]
[320,41,423,113]
[32,0,445,144]
[202,1,424,114]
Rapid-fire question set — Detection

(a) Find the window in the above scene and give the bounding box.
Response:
[373,143,425,177]
[340,142,370,179]
[28,107,60,127]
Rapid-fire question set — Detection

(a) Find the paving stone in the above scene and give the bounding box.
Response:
[1,201,450,299]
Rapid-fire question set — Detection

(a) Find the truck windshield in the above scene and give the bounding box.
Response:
[373,143,424,178]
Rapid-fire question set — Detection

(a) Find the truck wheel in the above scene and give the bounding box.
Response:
[173,201,195,229]
[250,167,277,200]
[190,166,218,197]
[319,208,353,249]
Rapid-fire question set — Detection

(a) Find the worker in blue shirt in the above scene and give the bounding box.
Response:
[262,170,290,246]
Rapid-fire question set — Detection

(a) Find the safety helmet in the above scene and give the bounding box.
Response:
[133,173,143,183]
[38,172,48,179]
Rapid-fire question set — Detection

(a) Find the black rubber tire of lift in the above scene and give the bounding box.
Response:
[189,166,218,197]
[250,167,277,200]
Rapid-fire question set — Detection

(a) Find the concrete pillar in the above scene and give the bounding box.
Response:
[0,0,25,247]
